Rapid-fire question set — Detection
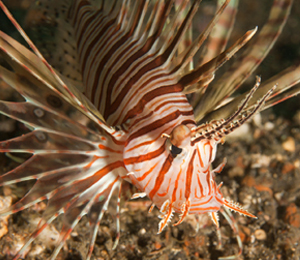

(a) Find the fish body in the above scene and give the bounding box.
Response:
[0,0,299,259]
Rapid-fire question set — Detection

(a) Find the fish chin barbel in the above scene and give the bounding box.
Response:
[0,0,300,259]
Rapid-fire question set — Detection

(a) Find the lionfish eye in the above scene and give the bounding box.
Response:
[170,144,182,157]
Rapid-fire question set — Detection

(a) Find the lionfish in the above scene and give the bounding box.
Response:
[0,0,299,259]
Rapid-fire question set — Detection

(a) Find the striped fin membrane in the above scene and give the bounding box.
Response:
[0,1,299,259]
[0,1,127,259]
[194,0,300,123]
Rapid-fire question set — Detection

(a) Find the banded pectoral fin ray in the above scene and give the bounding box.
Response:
[0,153,91,185]
[44,174,119,259]
[0,100,103,141]
[0,166,91,216]
[201,63,300,123]
[5,160,123,260]
[0,130,96,153]
[0,64,107,135]
[179,27,257,91]
[0,30,110,130]
[193,0,293,122]
[197,0,238,65]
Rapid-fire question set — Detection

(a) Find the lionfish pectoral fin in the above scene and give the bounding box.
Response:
[12,215,59,260]
[3,152,25,164]
[180,0,231,96]
[86,198,108,259]
[198,0,238,66]
[195,0,293,123]
[48,176,122,260]
[183,73,215,94]
[181,0,232,97]
[112,182,123,251]
[0,32,110,130]
[180,0,232,96]
[86,181,122,259]
[174,0,194,74]
[178,0,230,73]
[0,11,112,133]
[219,207,244,259]
[256,64,300,110]
[0,31,57,87]
[178,27,257,94]
[223,199,257,219]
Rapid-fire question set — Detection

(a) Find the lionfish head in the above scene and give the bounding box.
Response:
[124,78,269,233]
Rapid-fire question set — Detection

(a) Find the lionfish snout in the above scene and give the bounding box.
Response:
[125,121,225,233]
[125,108,261,234]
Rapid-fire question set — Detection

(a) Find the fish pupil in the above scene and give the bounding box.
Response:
[170,144,182,157]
